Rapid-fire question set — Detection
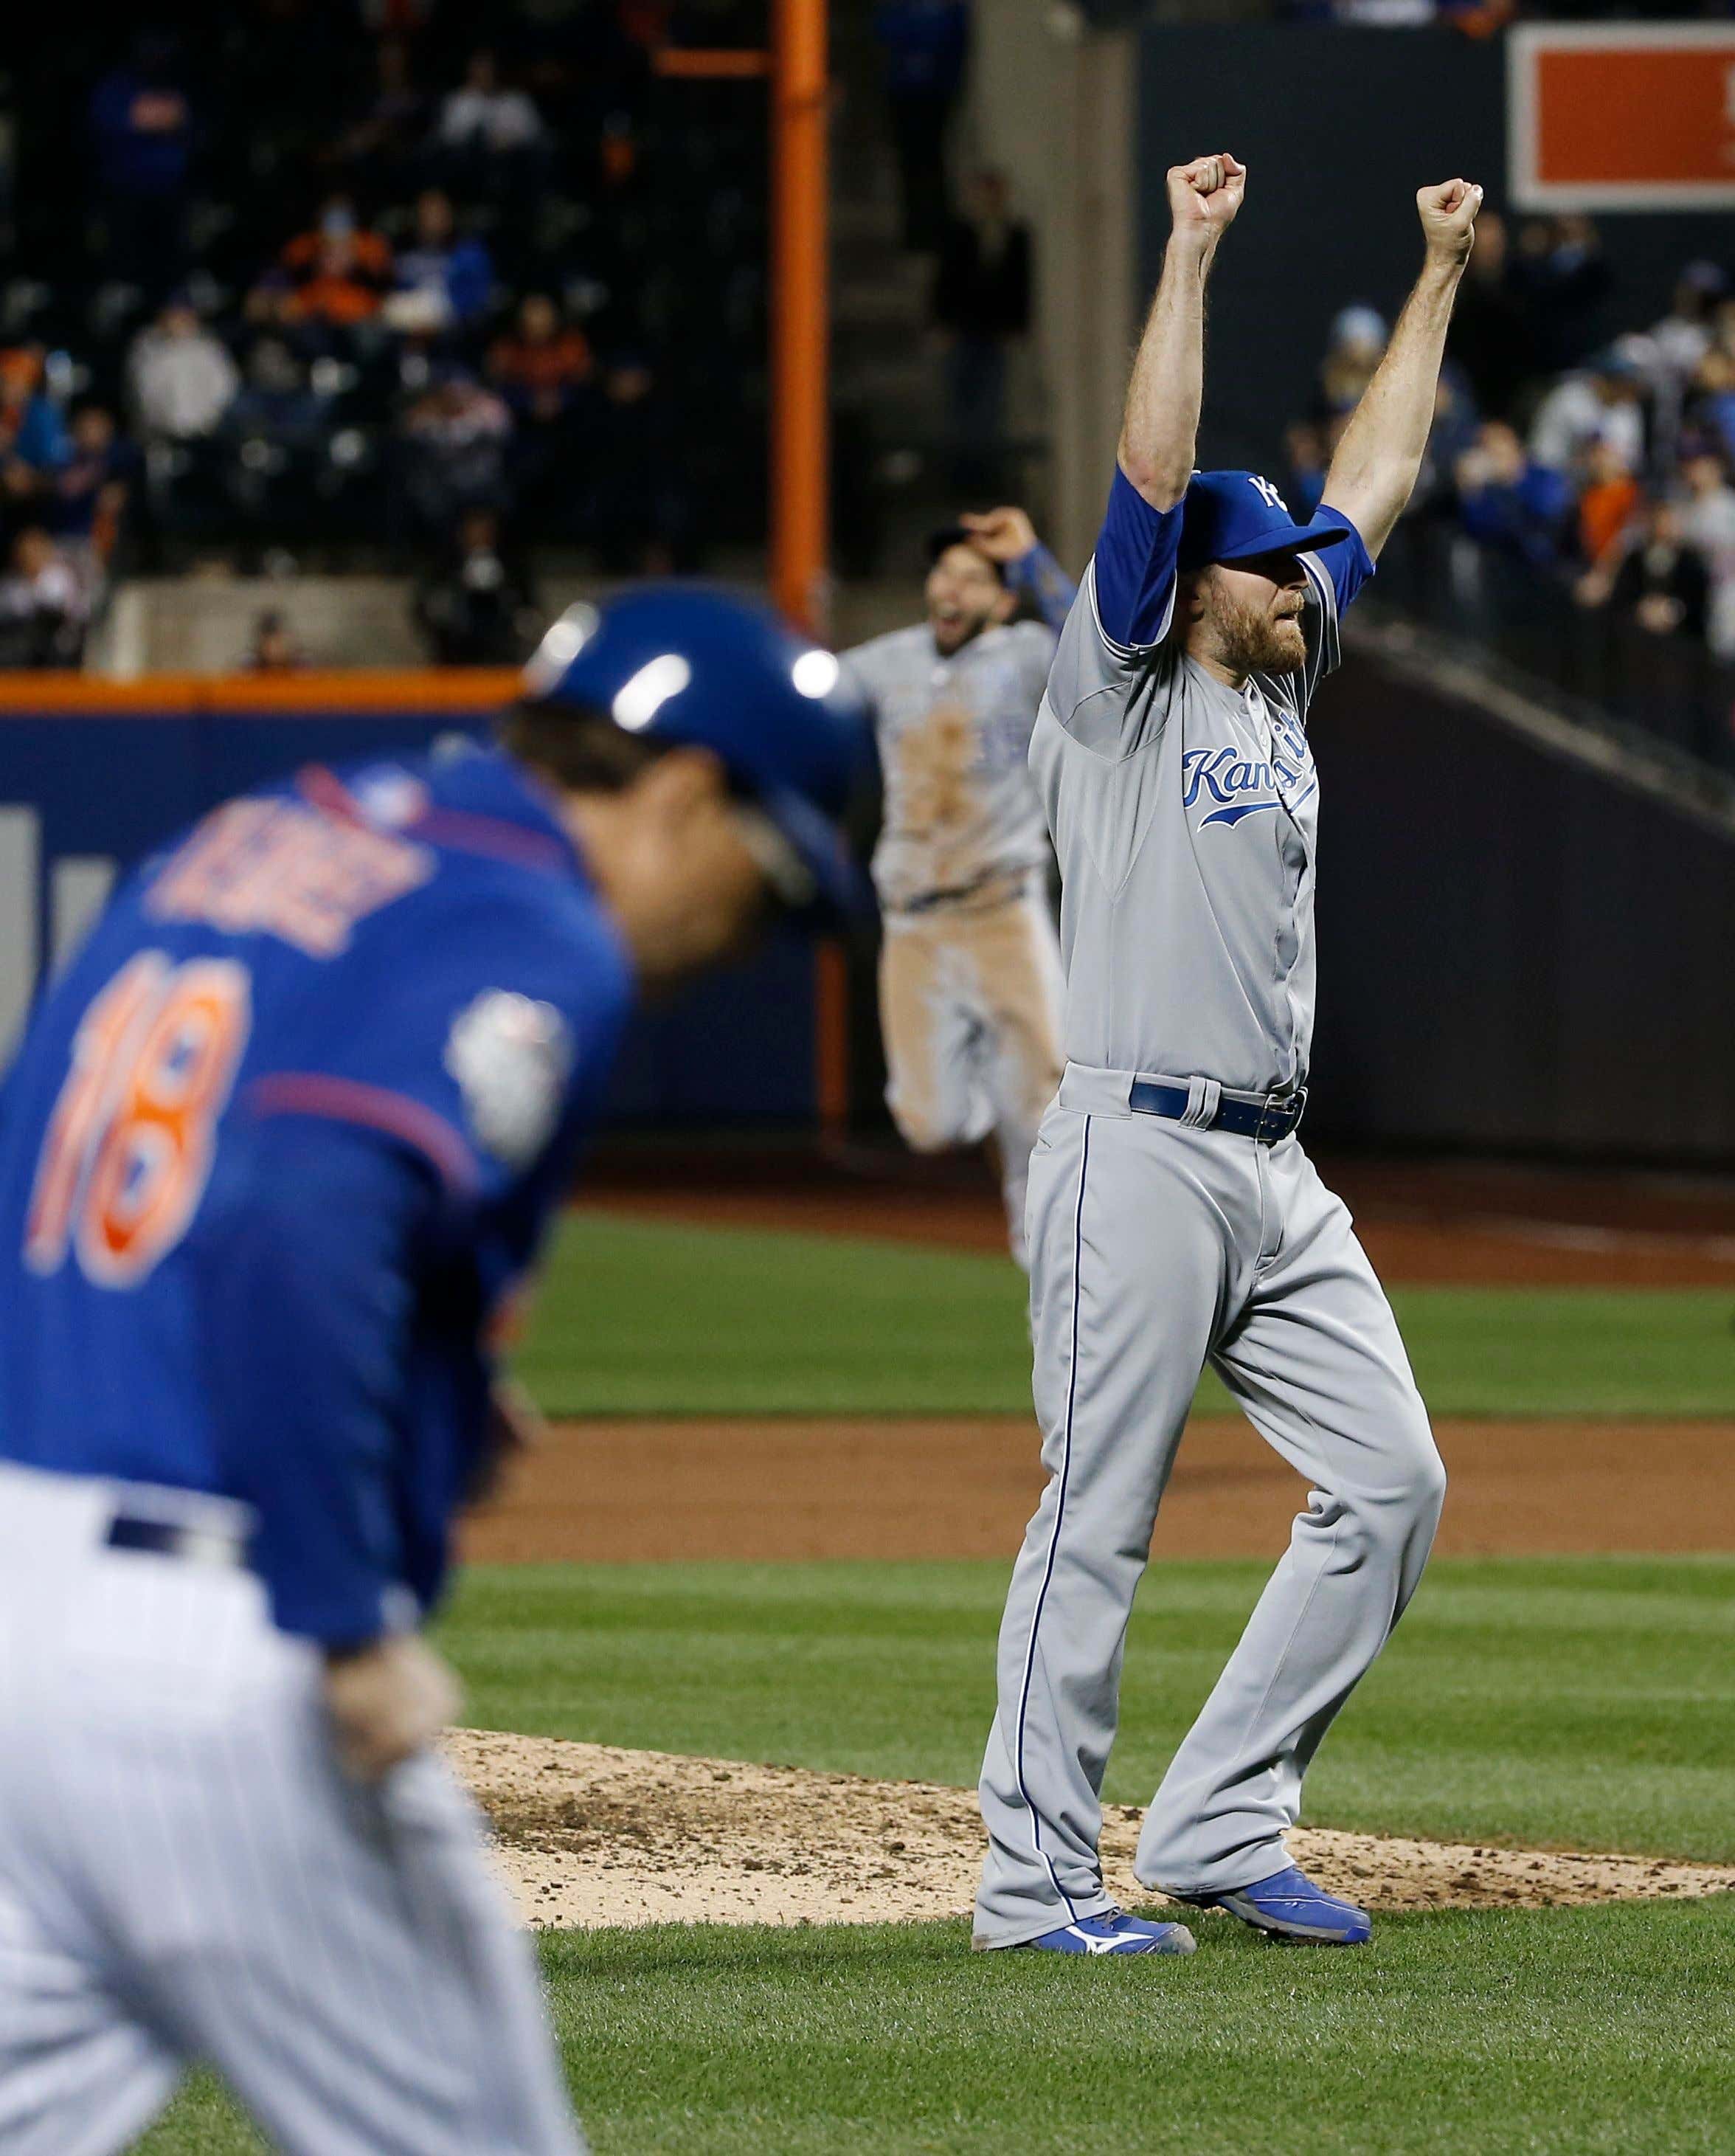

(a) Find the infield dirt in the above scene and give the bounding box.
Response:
[465,1413,1735,1562]
[450,1729,1735,1932]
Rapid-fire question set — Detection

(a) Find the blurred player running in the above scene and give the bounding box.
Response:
[0,590,865,2156]
[841,508,1076,1264]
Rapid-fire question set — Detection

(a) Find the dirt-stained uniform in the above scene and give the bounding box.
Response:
[841,546,1076,1264]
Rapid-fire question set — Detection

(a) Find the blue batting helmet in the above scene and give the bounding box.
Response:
[520,585,870,918]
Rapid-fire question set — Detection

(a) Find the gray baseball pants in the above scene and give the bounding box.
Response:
[975,1062,1444,1949]
[0,1464,586,2156]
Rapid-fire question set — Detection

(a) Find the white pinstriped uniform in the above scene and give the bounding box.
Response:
[0,1464,583,2156]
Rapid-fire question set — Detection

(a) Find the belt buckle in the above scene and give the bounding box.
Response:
[1258,1087,1304,1144]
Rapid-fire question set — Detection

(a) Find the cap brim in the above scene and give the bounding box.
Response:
[1213,508,1355,564]
[759,786,874,926]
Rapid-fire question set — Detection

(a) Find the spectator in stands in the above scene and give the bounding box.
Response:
[1651,261,1725,384]
[932,168,1031,494]
[516,1,654,143]
[246,609,303,671]
[398,369,514,539]
[488,294,595,420]
[279,196,394,297]
[1616,501,1711,646]
[326,36,428,196]
[1316,305,1387,417]
[224,337,327,454]
[259,198,393,338]
[1685,346,1735,470]
[0,528,89,668]
[1444,210,1534,422]
[589,356,689,573]
[873,1,970,250]
[1284,421,1329,518]
[0,348,69,522]
[384,190,494,336]
[44,407,132,584]
[1528,348,1646,476]
[1678,440,1735,659]
[488,294,595,530]
[88,33,195,296]
[440,49,547,154]
[1511,214,1611,376]
[412,506,541,663]
[1413,365,1481,522]
[1577,500,1709,646]
[128,302,240,443]
[437,49,547,201]
[1454,420,1571,571]
[1573,436,1643,579]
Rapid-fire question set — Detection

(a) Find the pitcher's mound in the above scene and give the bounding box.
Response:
[449,1729,1735,1932]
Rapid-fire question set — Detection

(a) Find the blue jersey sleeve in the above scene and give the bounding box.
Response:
[1284,513,1376,718]
[192,1118,437,1645]
[1090,466,1185,651]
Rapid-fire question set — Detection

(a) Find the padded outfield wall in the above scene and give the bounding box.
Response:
[0,674,819,1125]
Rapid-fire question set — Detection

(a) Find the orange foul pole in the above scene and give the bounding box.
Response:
[769,0,849,1142]
[769,0,829,632]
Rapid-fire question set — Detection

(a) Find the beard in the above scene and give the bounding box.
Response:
[930,604,997,656]
[1201,576,1309,677]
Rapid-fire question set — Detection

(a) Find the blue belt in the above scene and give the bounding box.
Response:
[1129,1079,1307,1145]
[106,1514,249,1569]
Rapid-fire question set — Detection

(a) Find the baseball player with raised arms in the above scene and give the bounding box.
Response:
[0,589,865,2152]
[974,155,1483,1955]
[840,508,1076,1264]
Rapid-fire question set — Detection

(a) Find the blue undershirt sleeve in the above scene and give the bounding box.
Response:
[1003,542,1077,632]
[1310,509,1376,618]
[1090,466,1186,650]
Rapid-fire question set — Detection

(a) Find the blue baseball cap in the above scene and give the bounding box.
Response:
[520,585,871,919]
[1178,470,1355,572]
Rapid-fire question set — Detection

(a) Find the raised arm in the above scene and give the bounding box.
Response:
[958,505,1078,630]
[1118,153,1245,508]
[1323,179,1482,560]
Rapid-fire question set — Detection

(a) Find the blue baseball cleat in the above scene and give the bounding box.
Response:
[1019,1910,1197,1957]
[1183,1864,1371,1946]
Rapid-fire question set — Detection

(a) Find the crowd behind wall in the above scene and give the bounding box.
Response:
[0,4,772,670]
[1287,227,1735,771]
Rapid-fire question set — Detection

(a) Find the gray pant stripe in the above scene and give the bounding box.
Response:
[1011,1110,1092,1921]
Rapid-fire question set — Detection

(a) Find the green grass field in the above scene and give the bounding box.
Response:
[145,1553,1735,2153]
[440,1556,1735,1862]
[145,1903,1735,2155]
[140,1208,1735,2152]
[516,1212,1735,1417]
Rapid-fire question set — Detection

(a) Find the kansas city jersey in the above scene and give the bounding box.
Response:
[0,742,633,1641]
[842,618,1059,910]
[1031,469,1374,1095]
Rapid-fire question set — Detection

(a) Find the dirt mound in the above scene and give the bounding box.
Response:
[449,1729,1735,1932]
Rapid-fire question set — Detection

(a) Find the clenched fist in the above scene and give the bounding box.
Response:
[958,505,1039,564]
[1417,177,1483,266]
[1167,153,1246,252]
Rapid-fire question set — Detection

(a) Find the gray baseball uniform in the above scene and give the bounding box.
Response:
[974,470,1445,1949]
[843,557,1075,1265]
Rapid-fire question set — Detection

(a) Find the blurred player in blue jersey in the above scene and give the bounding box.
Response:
[0,587,866,2156]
